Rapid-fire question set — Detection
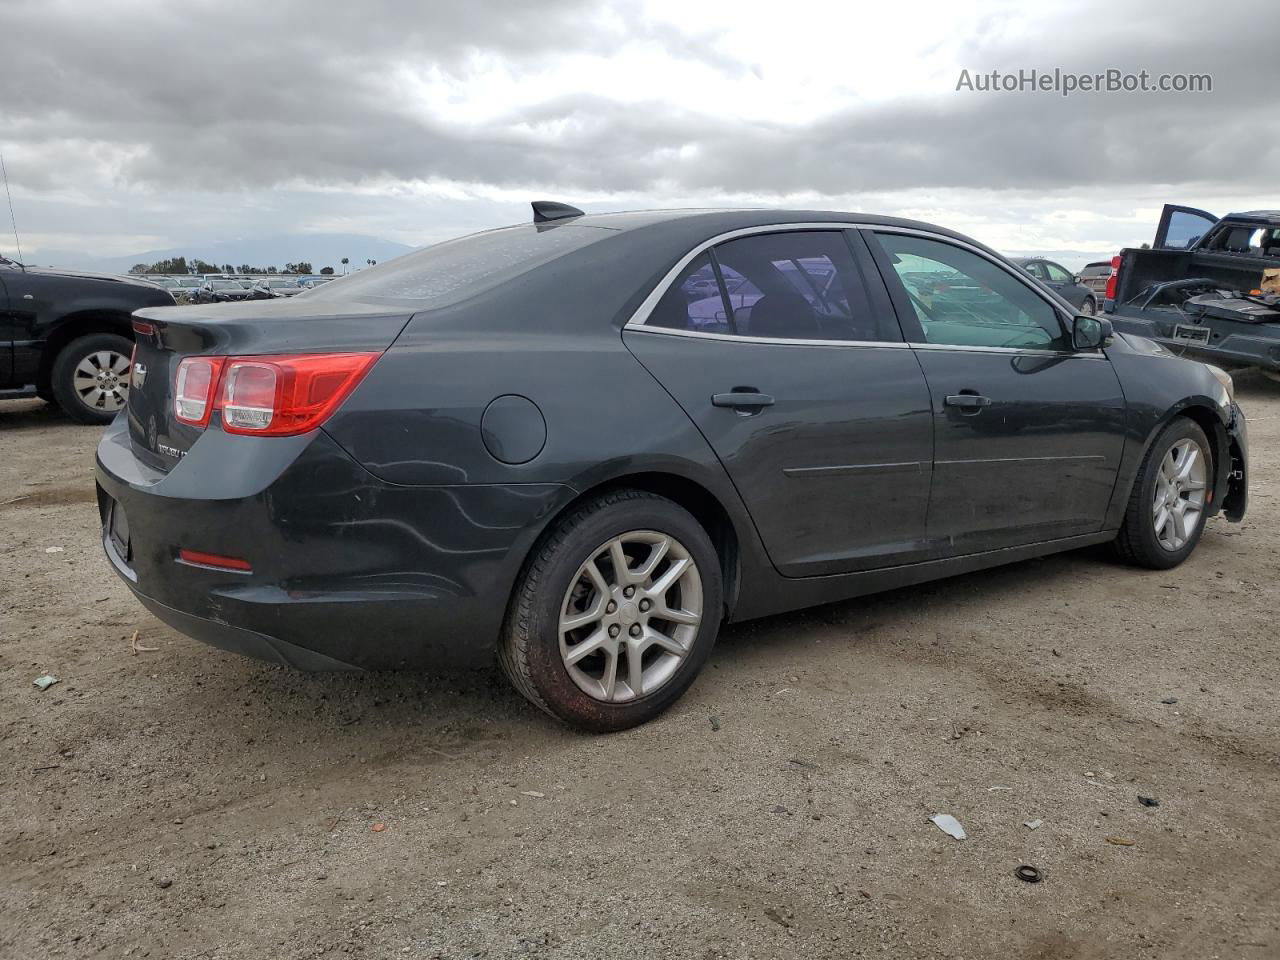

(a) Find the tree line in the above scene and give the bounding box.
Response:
[128,257,334,276]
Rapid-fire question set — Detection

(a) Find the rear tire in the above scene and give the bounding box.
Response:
[1081,297,1097,315]
[50,332,133,425]
[1114,417,1212,569]
[499,489,723,732]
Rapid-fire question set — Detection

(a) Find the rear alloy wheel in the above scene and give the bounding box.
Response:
[50,332,133,425]
[499,490,722,732]
[1080,297,1097,316]
[1114,418,1212,569]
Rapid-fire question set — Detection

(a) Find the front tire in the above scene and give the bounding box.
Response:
[499,489,723,732]
[50,332,133,425]
[1080,297,1097,315]
[1114,417,1212,569]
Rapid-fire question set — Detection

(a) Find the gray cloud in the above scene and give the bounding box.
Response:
[1,0,1277,259]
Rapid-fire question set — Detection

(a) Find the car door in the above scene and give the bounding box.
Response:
[865,229,1126,557]
[623,228,935,577]
[1154,204,1218,250]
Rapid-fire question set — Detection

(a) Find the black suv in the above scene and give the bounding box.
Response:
[0,256,176,423]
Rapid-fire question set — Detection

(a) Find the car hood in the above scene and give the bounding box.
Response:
[18,265,164,288]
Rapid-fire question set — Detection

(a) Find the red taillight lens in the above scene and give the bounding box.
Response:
[174,357,226,426]
[215,352,378,436]
[1104,254,1121,301]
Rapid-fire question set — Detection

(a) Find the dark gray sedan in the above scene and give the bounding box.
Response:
[96,205,1248,731]
[1012,256,1099,314]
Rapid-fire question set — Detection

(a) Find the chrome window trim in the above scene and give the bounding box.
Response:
[624,325,910,349]
[909,342,1108,360]
[623,221,1097,358]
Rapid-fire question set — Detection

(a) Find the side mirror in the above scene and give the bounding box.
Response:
[1073,314,1113,350]
[1073,275,1083,284]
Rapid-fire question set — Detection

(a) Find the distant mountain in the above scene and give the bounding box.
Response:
[28,233,418,275]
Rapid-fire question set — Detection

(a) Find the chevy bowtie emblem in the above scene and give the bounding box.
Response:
[133,362,147,387]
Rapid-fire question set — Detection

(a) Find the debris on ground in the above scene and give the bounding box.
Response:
[519,791,545,798]
[930,813,967,840]
[987,785,1012,792]
[770,805,792,816]
[1014,865,1043,883]
[1105,836,1136,846]
[129,630,159,654]
[709,716,721,732]
[371,823,387,833]
[32,675,59,691]
[155,878,173,889]
[763,906,794,928]
[44,546,64,554]
[1138,796,1161,807]
[1024,819,1043,830]
[788,758,817,769]
[1160,697,1179,705]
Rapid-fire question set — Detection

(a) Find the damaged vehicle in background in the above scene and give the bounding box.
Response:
[96,204,1247,733]
[1104,205,1280,380]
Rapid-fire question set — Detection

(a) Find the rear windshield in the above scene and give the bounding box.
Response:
[303,223,607,306]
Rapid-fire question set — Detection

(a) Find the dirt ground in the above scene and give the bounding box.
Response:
[2,378,1278,960]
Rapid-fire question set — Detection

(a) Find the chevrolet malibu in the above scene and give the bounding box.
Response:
[96,205,1249,731]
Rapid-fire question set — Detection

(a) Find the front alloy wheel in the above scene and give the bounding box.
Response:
[1151,438,1207,551]
[50,332,135,425]
[1115,417,1213,569]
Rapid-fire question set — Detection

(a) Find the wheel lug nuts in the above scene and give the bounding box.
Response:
[608,625,620,638]
[639,599,651,612]
[606,601,617,614]
[623,586,634,598]
[629,624,642,637]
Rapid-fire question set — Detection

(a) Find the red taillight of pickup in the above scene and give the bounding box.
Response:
[173,352,378,436]
[1104,255,1122,301]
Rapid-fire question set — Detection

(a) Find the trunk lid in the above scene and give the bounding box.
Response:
[127,299,412,472]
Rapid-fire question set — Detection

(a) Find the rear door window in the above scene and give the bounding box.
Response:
[710,231,889,342]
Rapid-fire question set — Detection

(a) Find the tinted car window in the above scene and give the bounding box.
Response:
[1019,261,1047,281]
[711,231,885,341]
[304,223,605,306]
[1043,261,1073,283]
[876,233,1068,350]
[647,253,733,334]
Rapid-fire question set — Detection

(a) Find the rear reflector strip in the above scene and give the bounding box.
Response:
[177,548,252,573]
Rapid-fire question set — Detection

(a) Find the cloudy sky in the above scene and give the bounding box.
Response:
[1,0,1276,267]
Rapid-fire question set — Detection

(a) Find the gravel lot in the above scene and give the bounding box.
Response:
[2,378,1278,960]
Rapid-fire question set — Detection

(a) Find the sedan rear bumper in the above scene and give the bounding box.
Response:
[95,416,575,670]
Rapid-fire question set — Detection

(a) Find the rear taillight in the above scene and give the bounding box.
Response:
[216,352,378,436]
[1104,255,1121,301]
[174,357,226,427]
[174,352,377,435]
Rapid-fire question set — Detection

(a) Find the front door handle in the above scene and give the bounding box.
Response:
[712,391,775,410]
[944,393,992,411]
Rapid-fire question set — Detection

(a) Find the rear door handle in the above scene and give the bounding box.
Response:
[944,394,992,410]
[712,391,775,410]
